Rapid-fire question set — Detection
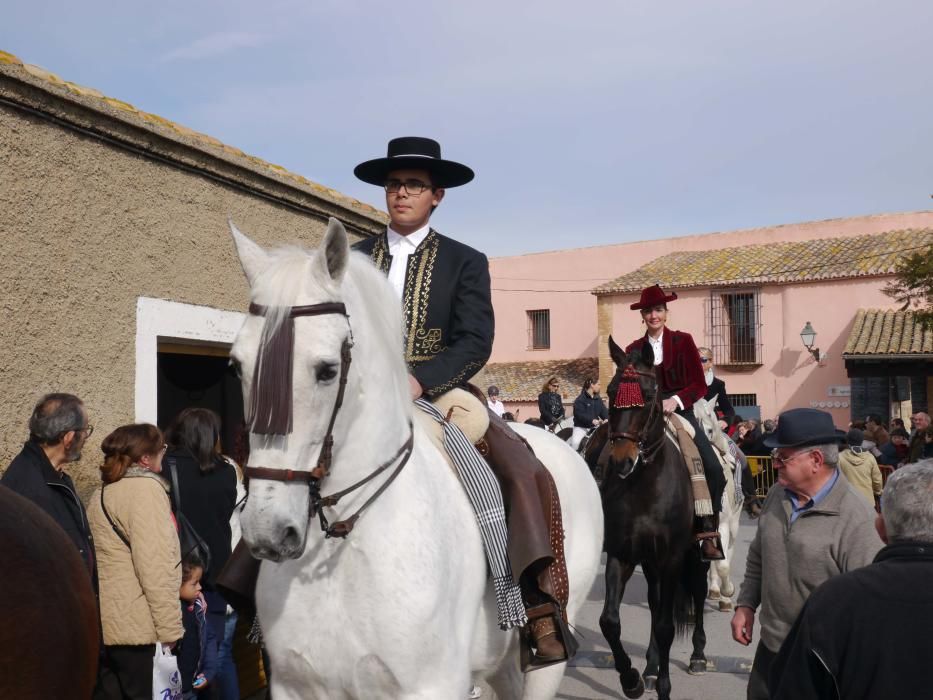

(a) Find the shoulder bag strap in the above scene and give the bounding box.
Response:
[167,455,182,515]
[100,487,131,549]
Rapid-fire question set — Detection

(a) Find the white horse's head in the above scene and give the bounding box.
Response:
[229,218,410,561]
[693,396,730,456]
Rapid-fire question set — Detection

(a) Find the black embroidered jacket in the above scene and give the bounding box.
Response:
[353,229,494,397]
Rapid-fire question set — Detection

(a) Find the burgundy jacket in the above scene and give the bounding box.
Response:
[626,330,706,411]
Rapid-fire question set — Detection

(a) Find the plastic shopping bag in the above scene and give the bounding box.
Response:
[152,643,182,700]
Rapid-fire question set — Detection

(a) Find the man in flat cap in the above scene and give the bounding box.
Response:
[730,408,882,699]
[353,137,575,667]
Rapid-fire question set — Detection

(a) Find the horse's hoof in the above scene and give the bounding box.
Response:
[688,658,708,675]
[620,670,645,699]
[643,674,657,692]
[707,590,721,601]
[719,599,734,612]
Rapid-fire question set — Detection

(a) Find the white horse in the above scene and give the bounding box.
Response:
[230,219,603,700]
[693,397,743,612]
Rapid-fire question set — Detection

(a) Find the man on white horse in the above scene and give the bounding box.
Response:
[352,136,575,667]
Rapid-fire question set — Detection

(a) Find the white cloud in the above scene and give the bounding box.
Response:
[160,31,268,62]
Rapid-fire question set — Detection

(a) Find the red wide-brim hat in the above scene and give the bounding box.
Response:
[630,284,678,310]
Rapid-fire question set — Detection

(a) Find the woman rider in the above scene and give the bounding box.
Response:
[625,284,726,561]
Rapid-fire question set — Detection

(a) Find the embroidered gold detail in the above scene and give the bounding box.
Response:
[403,231,440,363]
[414,328,443,356]
[371,235,390,274]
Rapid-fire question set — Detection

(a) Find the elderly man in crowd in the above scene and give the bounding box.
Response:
[731,408,882,700]
[769,460,933,699]
[1,393,96,581]
[908,411,931,462]
[863,414,889,448]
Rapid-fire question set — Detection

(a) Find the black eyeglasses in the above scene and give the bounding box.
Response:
[75,424,94,438]
[384,179,431,195]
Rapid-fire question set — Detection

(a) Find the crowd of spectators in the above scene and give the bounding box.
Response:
[0,393,241,700]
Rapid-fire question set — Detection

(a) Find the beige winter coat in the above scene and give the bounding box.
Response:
[88,466,184,645]
[838,448,884,505]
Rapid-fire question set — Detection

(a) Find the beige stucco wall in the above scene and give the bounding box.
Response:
[0,101,376,497]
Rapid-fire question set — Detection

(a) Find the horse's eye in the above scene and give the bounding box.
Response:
[228,357,243,379]
[316,363,338,382]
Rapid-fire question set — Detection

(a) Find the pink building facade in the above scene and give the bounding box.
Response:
[485,212,933,424]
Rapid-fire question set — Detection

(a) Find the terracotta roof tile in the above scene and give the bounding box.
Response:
[483,357,599,403]
[594,228,933,294]
[843,309,933,356]
[0,49,387,225]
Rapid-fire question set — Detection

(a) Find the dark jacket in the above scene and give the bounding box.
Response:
[573,391,607,428]
[703,377,735,424]
[179,596,218,692]
[1,441,96,582]
[626,330,706,411]
[877,440,908,466]
[165,450,237,588]
[353,229,494,397]
[538,391,565,426]
[770,542,933,700]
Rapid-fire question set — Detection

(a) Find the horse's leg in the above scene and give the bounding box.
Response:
[599,555,644,699]
[708,559,722,600]
[652,569,678,700]
[642,564,660,690]
[687,550,710,674]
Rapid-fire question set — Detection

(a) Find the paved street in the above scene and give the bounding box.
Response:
[480,514,759,700]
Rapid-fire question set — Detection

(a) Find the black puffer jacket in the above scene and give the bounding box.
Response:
[1,441,97,582]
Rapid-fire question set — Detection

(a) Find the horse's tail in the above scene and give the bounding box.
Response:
[673,565,693,637]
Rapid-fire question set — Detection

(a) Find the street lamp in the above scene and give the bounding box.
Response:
[800,321,822,363]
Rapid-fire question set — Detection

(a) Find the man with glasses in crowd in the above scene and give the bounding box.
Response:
[353,137,577,667]
[730,407,881,700]
[698,347,735,431]
[1,392,97,580]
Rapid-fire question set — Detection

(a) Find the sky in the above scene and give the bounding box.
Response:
[3,1,931,256]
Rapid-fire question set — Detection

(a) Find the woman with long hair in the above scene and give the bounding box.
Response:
[88,423,182,700]
[164,407,239,700]
[538,376,566,430]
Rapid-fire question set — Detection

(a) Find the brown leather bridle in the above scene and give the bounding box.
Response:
[608,365,666,471]
[242,301,414,539]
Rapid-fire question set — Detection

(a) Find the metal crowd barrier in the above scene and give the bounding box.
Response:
[746,455,775,498]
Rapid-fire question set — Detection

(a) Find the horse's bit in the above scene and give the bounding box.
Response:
[242,301,414,539]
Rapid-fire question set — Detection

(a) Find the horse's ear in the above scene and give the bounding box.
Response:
[639,339,655,368]
[608,335,625,368]
[229,219,270,286]
[317,217,349,285]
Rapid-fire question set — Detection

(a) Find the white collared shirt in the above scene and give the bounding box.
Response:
[648,332,664,366]
[386,224,430,299]
[648,331,684,410]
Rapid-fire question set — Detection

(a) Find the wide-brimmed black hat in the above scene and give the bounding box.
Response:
[762,408,846,449]
[354,137,474,188]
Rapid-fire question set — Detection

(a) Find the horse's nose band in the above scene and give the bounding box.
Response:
[242,301,414,539]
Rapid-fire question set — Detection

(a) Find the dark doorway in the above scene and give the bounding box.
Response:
[156,343,244,457]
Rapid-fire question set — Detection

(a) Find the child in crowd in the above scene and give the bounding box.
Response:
[179,553,217,698]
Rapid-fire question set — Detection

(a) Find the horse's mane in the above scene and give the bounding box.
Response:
[248,243,411,418]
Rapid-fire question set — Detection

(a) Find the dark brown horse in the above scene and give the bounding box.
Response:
[0,486,99,700]
[594,337,709,700]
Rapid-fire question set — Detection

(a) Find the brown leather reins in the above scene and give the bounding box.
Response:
[242,301,414,539]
